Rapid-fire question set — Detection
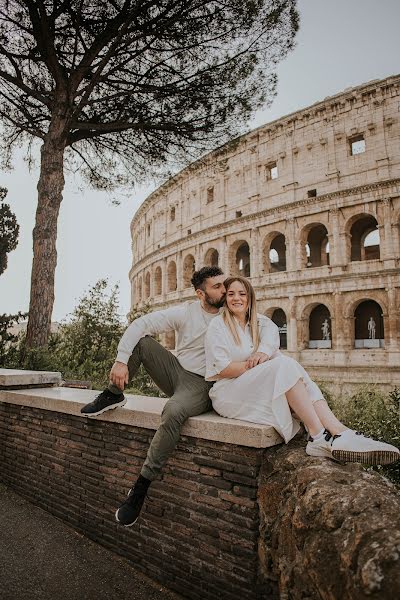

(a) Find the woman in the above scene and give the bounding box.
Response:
[205,276,399,465]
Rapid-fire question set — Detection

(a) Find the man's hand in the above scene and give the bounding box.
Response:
[245,352,269,370]
[110,361,129,391]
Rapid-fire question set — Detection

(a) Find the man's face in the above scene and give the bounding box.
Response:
[201,275,226,308]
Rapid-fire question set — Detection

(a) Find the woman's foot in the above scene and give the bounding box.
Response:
[331,429,400,466]
[306,429,333,458]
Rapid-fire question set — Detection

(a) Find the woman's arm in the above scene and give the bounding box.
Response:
[217,361,249,379]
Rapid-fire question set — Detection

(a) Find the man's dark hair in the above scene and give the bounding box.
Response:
[191,266,224,290]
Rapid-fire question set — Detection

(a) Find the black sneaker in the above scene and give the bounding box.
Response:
[80,389,126,417]
[115,482,149,526]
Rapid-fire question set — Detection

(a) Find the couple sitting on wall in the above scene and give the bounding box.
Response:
[80,266,399,527]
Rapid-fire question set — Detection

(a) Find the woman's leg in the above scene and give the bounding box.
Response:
[285,379,324,437]
[313,399,347,436]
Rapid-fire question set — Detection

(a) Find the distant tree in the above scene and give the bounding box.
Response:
[0,0,299,349]
[0,186,19,275]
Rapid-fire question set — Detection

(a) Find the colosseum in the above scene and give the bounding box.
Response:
[129,74,400,392]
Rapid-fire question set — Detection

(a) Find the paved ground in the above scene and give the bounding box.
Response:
[0,484,182,600]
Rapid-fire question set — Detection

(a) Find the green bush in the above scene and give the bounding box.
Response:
[1,280,161,396]
[327,385,400,485]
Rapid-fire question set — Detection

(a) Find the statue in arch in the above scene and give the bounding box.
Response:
[321,318,330,340]
[368,316,376,340]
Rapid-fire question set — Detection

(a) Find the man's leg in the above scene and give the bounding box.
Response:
[109,335,179,398]
[141,374,212,480]
[116,370,212,526]
[81,336,180,416]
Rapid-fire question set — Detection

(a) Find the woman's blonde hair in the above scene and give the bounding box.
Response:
[222,276,260,349]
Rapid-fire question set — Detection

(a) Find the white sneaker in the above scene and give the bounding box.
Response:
[331,429,400,466]
[306,430,333,459]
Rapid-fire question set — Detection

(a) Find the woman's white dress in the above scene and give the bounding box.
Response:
[205,314,324,443]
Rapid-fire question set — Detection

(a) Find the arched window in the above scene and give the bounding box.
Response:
[309,304,332,349]
[305,225,329,268]
[236,242,250,276]
[354,300,384,348]
[183,254,196,288]
[350,215,380,261]
[269,234,286,272]
[167,261,177,292]
[271,309,287,349]
[205,248,219,267]
[154,266,162,295]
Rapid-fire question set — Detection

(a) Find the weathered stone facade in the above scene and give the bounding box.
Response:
[129,75,400,390]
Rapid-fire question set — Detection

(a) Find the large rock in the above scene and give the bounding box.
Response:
[258,440,400,600]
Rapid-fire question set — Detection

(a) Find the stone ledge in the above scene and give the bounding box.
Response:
[0,368,62,388]
[0,387,283,449]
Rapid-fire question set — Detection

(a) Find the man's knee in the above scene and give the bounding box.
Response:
[161,401,188,425]
[136,335,157,356]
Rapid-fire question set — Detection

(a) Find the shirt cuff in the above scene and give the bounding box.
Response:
[205,358,231,381]
[257,344,276,358]
[116,351,130,365]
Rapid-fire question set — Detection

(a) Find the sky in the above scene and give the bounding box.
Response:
[0,0,399,323]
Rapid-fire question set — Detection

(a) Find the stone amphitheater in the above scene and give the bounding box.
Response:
[129,74,400,391]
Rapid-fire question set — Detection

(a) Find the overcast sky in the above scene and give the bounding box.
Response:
[0,0,399,323]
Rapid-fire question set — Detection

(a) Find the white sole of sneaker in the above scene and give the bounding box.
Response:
[331,449,400,466]
[84,398,127,418]
[115,509,139,527]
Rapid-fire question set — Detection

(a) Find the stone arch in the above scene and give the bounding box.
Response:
[229,239,251,276]
[354,299,385,349]
[204,247,219,267]
[308,304,332,349]
[144,271,151,298]
[347,213,380,261]
[183,253,196,288]
[167,261,177,292]
[263,231,286,273]
[154,266,162,295]
[271,308,287,349]
[300,223,330,268]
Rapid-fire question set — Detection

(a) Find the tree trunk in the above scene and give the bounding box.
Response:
[25,124,67,350]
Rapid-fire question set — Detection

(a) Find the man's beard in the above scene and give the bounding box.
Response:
[204,292,226,309]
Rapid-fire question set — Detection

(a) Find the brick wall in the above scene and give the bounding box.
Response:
[0,402,272,600]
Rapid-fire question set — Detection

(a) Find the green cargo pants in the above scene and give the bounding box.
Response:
[108,336,213,481]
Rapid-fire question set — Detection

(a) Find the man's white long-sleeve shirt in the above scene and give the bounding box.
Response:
[116,301,219,376]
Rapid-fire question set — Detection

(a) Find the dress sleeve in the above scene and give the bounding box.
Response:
[205,318,233,381]
[257,315,280,357]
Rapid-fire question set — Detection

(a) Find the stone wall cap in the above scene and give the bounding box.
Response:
[0,387,283,449]
[0,368,62,388]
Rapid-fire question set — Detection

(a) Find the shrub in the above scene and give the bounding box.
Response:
[328,385,400,485]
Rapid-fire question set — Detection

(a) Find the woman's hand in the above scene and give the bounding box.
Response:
[245,352,269,369]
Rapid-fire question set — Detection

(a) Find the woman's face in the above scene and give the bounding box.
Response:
[226,280,249,318]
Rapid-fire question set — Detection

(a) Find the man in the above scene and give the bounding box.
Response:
[80,266,226,526]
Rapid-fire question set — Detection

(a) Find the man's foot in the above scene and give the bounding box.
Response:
[331,429,400,465]
[80,389,126,417]
[306,429,333,458]
[115,476,151,526]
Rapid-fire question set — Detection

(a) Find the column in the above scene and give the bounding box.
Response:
[285,217,297,271]
[287,297,299,354]
[161,258,167,299]
[219,235,229,274]
[176,251,183,291]
[250,227,260,279]
[380,198,395,261]
[386,286,399,351]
